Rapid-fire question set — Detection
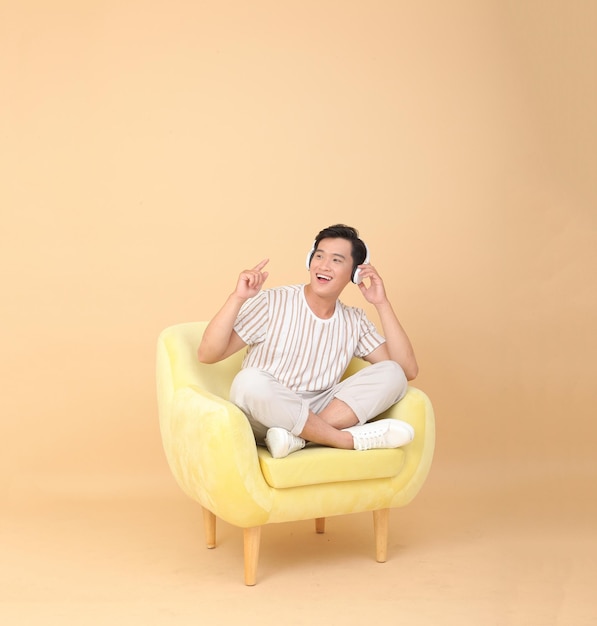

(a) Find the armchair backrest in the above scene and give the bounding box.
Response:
[157,321,376,405]
[158,322,245,398]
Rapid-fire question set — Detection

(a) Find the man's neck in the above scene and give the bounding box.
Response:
[304,284,337,319]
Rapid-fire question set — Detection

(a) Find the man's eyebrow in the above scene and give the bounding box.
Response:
[316,248,346,260]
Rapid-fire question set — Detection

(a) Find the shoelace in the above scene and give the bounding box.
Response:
[280,431,305,455]
[354,425,388,450]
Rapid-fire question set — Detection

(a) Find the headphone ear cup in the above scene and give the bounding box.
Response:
[352,243,370,284]
[306,242,316,270]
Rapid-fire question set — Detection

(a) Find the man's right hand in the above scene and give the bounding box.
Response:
[198,259,269,364]
[235,259,269,299]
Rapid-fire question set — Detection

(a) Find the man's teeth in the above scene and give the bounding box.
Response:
[317,274,332,281]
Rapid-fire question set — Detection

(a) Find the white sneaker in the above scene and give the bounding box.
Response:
[343,419,414,451]
[265,428,306,458]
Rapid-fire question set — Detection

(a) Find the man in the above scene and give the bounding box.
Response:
[198,224,418,458]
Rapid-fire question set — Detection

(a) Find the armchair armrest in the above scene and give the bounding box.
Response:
[381,386,436,506]
[165,385,274,527]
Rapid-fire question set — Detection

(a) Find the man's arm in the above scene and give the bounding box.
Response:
[197,259,269,364]
[357,264,419,380]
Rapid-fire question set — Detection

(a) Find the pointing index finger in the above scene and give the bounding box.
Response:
[253,258,269,271]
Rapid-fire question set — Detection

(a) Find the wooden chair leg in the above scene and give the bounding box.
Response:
[373,508,389,563]
[315,517,326,534]
[202,507,216,549]
[243,526,262,586]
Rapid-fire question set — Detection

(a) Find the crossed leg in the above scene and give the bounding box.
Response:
[230,361,407,450]
[299,399,358,449]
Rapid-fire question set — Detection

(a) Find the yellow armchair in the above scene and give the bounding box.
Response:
[156,322,435,585]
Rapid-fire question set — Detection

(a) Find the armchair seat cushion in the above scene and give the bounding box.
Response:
[257,445,406,489]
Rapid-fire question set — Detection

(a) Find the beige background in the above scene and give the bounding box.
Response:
[2,1,596,624]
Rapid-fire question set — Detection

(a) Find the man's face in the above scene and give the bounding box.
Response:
[309,237,354,293]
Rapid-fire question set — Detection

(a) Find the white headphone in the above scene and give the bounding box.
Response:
[306,240,370,284]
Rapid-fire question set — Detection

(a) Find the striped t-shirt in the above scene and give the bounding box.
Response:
[233,284,385,393]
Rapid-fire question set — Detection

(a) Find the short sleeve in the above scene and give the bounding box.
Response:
[353,312,385,358]
[233,290,269,345]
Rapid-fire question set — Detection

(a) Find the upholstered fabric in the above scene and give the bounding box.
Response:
[156,321,435,528]
[257,445,405,489]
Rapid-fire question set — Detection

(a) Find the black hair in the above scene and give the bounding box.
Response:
[313,224,367,271]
